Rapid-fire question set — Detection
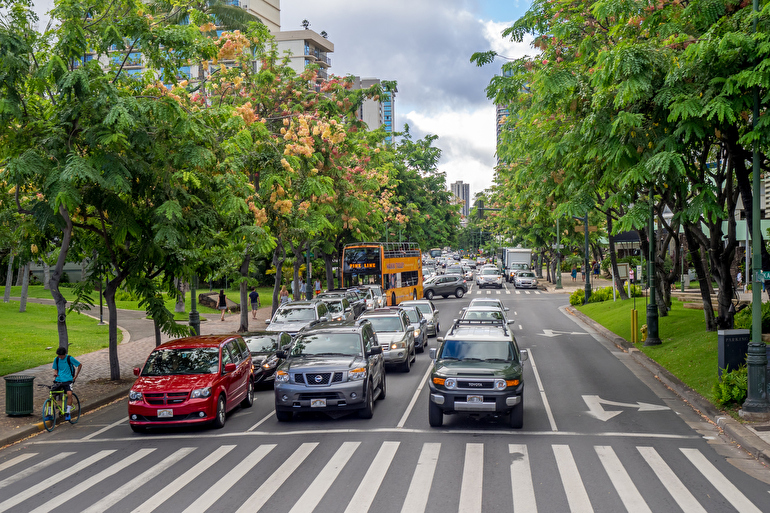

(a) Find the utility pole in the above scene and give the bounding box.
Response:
[645,189,661,345]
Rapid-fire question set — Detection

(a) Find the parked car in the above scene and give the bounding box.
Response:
[359,308,416,372]
[400,299,440,337]
[265,300,331,336]
[398,304,428,352]
[128,335,253,432]
[476,267,504,289]
[317,297,355,322]
[423,274,468,300]
[242,331,293,386]
[514,271,539,289]
[318,289,366,317]
[273,319,385,421]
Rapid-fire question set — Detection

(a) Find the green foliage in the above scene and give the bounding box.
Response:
[712,366,748,407]
[570,285,642,306]
[733,301,770,333]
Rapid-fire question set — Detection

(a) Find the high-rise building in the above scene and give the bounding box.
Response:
[495,67,513,164]
[274,29,333,81]
[244,0,280,33]
[451,181,471,218]
[351,77,397,143]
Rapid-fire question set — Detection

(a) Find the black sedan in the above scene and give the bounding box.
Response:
[242,331,293,386]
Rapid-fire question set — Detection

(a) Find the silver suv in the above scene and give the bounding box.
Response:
[359,308,416,372]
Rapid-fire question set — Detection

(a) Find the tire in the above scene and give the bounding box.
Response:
[276,410,293,422]
[378,374,387,400]
[510,398,524,429]
[455,288,465,298]
[413,289,418,300]
[391,292,396,306]
[425,289,434,300]
[441,295,448,299]
[401,352,411,373]
[359,382,374,419]
[212,395,226,429]
[240,381,254,408]
[130,424,147,434]
[416,340,424,353]
[68,394,81,424]
[42,399,56,432]
[428,401,444,427]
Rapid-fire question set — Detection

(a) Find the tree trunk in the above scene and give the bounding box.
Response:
[154,317,162,347]
[104,270,128,380]
[19,262,30,312]
[15,262,23,286]
[174,278,186,313]
[290,241,303,300]
[3,253,13,303]
[271,241,286,317]
[607,214,629,300]
[43,261,50,290]
[684,224,717,330]
[50,205,74,350]
[238,253,250,333]
[323,252,335,291]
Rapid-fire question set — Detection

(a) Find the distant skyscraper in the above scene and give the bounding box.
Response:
[495,67,513,164]
[275,28,334,82]
[451,181,471,218]
[352,77,397,144]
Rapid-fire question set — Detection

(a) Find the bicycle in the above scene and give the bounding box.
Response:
[39,383,81,432]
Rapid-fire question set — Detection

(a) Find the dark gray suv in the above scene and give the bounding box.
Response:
[273,320,386,421]
[422,274,468,300]
[265,300,330,337]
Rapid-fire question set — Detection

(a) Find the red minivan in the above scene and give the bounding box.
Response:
[128,335,253,433]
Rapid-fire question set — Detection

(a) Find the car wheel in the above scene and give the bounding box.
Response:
[401,352,411,373]
[391,292,397,306]
[416,340,424,353]
[378,374,387,400]
[455,288,465,298]
[241,381,254,408]
[359,382,374,419]
[425,289,434,300]
[212,395,226,429]
[428,401,444,427]
[510,398,524,429]
[441,294,448,299]
[275,410,293,422]
[413,289,418,300]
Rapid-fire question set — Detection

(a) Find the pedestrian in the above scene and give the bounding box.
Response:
[218,289,227,321]
[280,285,289,304]
[593,261,600,276]
[51,347,82,421]
[571,267,577,281]
[314,278,321,296]
[629,269,635,283]
[249,287,260,319]
[299,279,306,300]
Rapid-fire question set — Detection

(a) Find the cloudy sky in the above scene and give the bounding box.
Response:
[281,0,535,199]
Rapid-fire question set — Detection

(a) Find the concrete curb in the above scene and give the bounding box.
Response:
[566,305,770,468]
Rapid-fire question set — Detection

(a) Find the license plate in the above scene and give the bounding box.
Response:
[466,395,483,404]
[157,409,173,418]
[310,399,327,408]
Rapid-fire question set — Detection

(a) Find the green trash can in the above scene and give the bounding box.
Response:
[5,375,36,416]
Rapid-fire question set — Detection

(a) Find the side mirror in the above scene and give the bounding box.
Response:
[429,348,437,360]
[319,316,329,323]
[508,320,515,325]
[520,349,529,362]
[133,367,141,377]
[276,350,287,359]
[265,319,271,324]
[433,309,439,315]
[436,337,444,344]
[224,362,237,373]
[505,307,510,311]
[368,346,383,356]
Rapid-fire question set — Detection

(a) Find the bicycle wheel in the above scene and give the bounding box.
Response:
[68,394,81,424]
[42,399,57,432]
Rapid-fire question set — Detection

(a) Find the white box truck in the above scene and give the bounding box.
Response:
[502,248,532,282]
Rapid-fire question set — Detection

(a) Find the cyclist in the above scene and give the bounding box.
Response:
[52,347,82,421]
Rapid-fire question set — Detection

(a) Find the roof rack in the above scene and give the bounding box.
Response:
[447,318,509,336]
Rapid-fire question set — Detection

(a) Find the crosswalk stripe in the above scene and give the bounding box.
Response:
[82,447,196,513]
[236,443,318,513]
[0,452,73,490]
[681,448,762,513]
[506,290,511,294]
[535,291,541,295]
[344,441,400,513]
[552,445,593,513]
[516,291,521,295]
[509,444,537,513]
[131,445,236,513]
[0,453,36,473]
[289,441,360,513]
[183,444,275,513]
[401,443,441,513]
[594,446,651,513]
[636,447,706,513]
[29,448,155,513]
[459,443,484,513]
[0,450,114,513]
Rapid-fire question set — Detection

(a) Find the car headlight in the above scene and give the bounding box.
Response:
[349,367,367,381]
[445,377,457,390]
[414,328,421,337]
[129,390,143,401]
[191,387,212,399]
[275,370,289,383]
[494,379,507,390]
[262,356,279,370]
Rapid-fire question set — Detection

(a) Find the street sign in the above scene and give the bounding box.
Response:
[755,271,770,281]
[574,225,598,233]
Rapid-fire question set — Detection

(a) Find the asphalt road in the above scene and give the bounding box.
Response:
[1,282,769,512]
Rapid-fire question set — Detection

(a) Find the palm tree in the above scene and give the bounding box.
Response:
[301,19,310,30]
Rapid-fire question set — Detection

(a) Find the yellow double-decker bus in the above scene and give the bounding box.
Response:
[342,242,423,306]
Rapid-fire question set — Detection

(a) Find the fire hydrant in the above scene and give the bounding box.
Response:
[640,324,648,342]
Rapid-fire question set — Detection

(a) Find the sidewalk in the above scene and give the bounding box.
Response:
[0,298,273,447]
[544,272,770,467]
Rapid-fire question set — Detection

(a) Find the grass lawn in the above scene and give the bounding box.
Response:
[578,299,718,403]
[0,301,119,377]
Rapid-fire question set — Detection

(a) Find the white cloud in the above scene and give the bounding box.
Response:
[482,20,535,60]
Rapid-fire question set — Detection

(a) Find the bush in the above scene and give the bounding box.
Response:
[570,285,642,306]
[712,366,748,407]
[733,300,770,333]
[115,289,139,301]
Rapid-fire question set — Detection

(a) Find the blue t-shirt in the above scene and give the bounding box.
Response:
[53,355,81,382]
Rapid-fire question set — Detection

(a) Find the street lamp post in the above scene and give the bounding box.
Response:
[583,214,591,303]
[189,274,200,336]
[645,189,662,346]
[556,217,562,289]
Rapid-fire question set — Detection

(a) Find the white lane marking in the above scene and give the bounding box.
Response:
[131,445,235,513]
[496,290,501,295]
[509,444,537,513]
[235,443,317,513]
[637,447,706,513]
[486,290,491,295]
[396,364,434,428]
[681,448,762,513]
[516,291,521,295]
[528,349,558,431]
[459,443,484,513]
[0,450,114,513]
[519,324,523,330]
[288,441,360,513]
[535,291,541,295]
[0,453,36,473]
[525,291,531,295]
[514,311,518,316]
[401,443,441,513]
[183,444,275,513]
[30,449,154,513]
[0,452,72,490]
[552,445,593,513]
[594,446,651,513]
[247,410,275,431]
[506,290,511,294]
[82,448,196,513]
[81,417,126,440]
[344,441,400,513]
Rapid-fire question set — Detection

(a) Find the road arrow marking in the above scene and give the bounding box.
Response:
[539,329,589,337]
[583,395,670,422]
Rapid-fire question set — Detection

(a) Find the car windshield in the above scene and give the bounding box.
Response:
[414,304,432,316]
[481,269,499,276]
[364,316,404,332]
[290,333,362,357]
[439,340,513,362]
[142,347,220,375]
[471,300,500,308]
[404,309,420,322]
[273,307,316,322]
[244,335,279,354]
[462,310,504,321]
[325,301,344,314]
[518,272,536,278]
